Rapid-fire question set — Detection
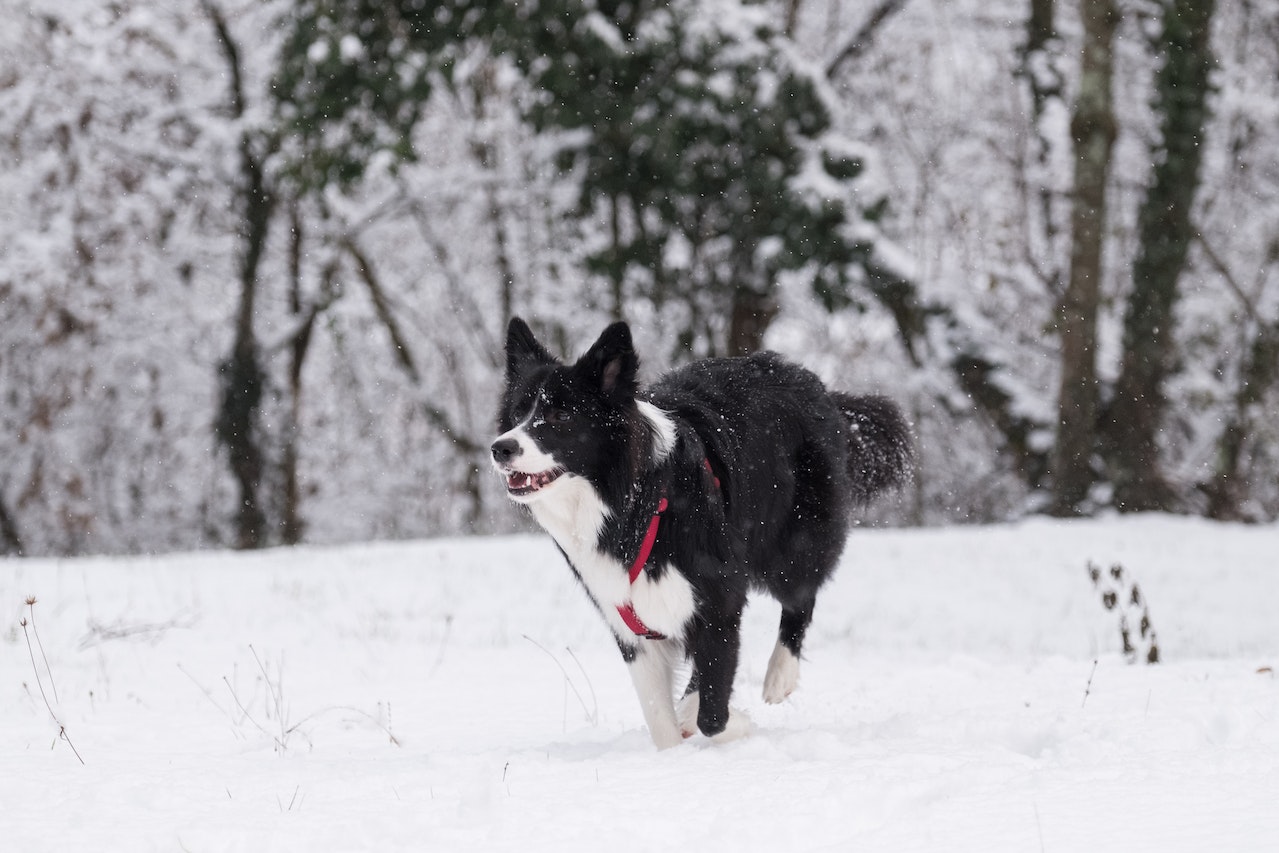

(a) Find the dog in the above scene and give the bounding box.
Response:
[491,317,910,748]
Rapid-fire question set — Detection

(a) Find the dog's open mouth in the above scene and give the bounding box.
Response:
[505,468,563,496]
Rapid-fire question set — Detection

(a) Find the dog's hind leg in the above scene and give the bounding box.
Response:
[625,640,684,749]
[763,592,815,704]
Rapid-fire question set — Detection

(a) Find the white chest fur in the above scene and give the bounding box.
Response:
[531,475,695,641]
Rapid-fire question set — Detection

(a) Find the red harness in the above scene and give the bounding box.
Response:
[615,495,669,639]
[616,459,720,640]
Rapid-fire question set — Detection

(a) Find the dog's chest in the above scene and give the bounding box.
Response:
[531,478,695,640]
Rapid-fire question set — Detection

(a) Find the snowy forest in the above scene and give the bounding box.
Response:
[2,0,1277,557]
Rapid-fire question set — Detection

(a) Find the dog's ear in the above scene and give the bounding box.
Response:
[576,321,638,398]
[506,317,557,379]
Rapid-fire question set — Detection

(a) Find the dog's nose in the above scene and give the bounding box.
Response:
[491,437,521,464]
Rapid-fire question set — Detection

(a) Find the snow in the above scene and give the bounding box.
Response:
[4,516,1278,851]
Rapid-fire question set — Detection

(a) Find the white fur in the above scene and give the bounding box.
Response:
[637,400,677,462]
[628,561,696,638]
[762,640,800,704]
[491,421,560,501]
[528,474,612,559]
[628,641,684,749]
[676,690,700,738]
[528,476,695,642]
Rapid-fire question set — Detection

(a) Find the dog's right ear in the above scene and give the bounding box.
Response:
[506,317,557,379]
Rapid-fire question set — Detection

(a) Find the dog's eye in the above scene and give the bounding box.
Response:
[547,408,572,424]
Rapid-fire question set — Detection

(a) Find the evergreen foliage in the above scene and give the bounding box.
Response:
[273,0,885,354]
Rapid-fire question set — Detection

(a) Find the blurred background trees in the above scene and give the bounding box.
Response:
[2,0,1277,556]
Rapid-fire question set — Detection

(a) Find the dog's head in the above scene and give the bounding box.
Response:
[491,317,640,505]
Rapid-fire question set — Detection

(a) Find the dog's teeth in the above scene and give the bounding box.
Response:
[506,469,559,494]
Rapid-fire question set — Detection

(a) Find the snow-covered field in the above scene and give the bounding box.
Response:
[4,516,1277,851]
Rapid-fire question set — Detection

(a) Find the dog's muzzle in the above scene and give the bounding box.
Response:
[491,437,520,465]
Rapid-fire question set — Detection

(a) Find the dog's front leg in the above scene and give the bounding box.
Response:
[690,599,752,742]
[624,640,683,749]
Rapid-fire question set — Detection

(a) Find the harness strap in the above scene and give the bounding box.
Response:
[627,496,668,583]
[617,495,668,639]
[703,457,721,491]
[616,458,720,641]
[616,602,662,639]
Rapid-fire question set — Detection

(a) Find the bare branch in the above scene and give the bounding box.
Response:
[1195,233,1258,319]
[198,0,244,118]
[825,0,911,79]
[341,236,421,384]
[340,236,483,455]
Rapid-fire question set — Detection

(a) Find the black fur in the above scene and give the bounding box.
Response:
[494,317,911,740]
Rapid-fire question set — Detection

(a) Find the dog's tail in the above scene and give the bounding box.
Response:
[830,393,913,505]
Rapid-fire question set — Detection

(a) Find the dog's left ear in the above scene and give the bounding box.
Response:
[577,321,638,398]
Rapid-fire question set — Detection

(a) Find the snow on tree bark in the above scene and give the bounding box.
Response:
[1106,0,1217,513]
[1050,0,1117,516]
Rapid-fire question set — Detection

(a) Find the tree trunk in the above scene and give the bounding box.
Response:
[219,135,272,549]
[1202,319,1279,516]
[469,63,516,330]
[608,195,626,322]
[783,0,803,38]
[1019,0,1065,295]
[280,202,309,546]
[727,288,778,357]
[1195,238,1279,519]
[1023,0,1060,112]
[1107,0,1216,512]
[0,485,23,556]
[205,0,274,549]
[1049,0,1116,515]
[1202,317,1278,519]
[217,332,267,550]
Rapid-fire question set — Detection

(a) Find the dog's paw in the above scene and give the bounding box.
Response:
[649,722,686,751]
[710,708,753,744]
[762,640,800,704]
[675,690,700,738]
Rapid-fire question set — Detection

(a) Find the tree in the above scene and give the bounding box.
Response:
[1188,0,1279,520]
[1017,0,1067,296]
[1049,0,1117,515]
[1105,0,1217,512]
[273,0,891,357]
[0,0,253,554]
[203,0,280,549]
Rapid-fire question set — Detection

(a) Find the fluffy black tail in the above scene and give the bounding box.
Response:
[830,393,912,505]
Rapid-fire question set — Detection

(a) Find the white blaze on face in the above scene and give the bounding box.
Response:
[492,419,558,474]
[491,416,564,503]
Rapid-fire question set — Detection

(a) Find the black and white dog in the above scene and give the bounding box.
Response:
[491,318,910,748]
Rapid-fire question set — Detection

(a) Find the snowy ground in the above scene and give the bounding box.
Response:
[3,515,1277,851]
